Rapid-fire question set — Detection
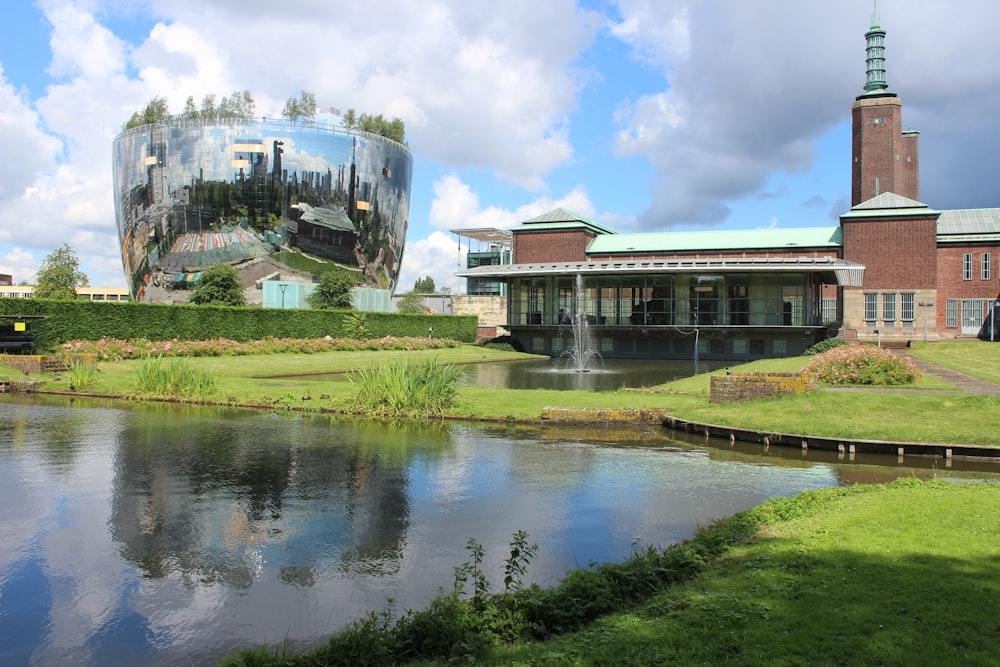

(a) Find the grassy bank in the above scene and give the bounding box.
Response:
[4,341,999,444]
[490,478,1000,666]
[220,479,1000,665]
[5,340,999,443]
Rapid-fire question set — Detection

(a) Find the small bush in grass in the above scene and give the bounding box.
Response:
[803,344,919,385]
[346,357,462,416]
[132,356,218,399]
[804,336,850,355]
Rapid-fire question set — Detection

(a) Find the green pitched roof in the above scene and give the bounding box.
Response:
[588,226,842,255]
[514,208,618,235]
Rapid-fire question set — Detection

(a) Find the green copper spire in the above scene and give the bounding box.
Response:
[863,7,888,92]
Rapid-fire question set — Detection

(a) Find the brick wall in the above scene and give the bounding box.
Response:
[936,246,1000,299]
[514,230,593,263]
[842,215,937,289]
[851,96,918,205]
[709,371,818,404]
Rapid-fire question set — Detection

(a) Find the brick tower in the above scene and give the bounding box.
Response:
[851,13,919,206]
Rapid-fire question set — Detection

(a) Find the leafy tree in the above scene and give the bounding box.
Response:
[307,271,355,310]
[123,97,170,130]
[218,90,255,119]
[189,264,246,306]
[396,290,426,314]
[181,96,199,120]
[282,91,318,121]
[341,107,406,143]
[33,243,88,300]
[199,94,218,121]
[413,276,436,293]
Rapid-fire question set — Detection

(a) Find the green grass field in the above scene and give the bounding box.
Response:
[7,340,1000,444]
[489,479,1000,666]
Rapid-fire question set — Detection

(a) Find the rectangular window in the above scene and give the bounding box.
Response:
[963,253,973,281]
[946,299,959,328]
[901,293,915,321]
[882,293,896,322]
[864,292,878,323]
[983,253,992,281]
[820,297,838,325]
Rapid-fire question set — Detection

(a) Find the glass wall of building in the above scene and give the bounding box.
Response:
[112,117,412,302]
[509,272,819,328]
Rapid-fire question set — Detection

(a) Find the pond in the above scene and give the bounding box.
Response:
[273,358,734,392]
[0,393,994,665]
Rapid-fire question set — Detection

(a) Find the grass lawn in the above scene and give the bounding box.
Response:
[489,479,1000,666]
[8,339,1000,444]
[908,340,1000,384]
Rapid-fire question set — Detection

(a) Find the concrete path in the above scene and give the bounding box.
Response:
[897,350,1000,395]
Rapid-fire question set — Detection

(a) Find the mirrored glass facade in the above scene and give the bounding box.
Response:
[112,117,412,302]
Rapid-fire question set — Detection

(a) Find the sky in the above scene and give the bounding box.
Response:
[2,0,1000,294]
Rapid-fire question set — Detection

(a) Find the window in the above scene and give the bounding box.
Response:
[963,253,973,281]
[820,297,838,325]
[901,293,915,322]
[864,293,878,324]
[946,299,959,328]
[983,253,992,281]
[882,293,896,322]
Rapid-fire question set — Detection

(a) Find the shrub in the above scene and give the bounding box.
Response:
[346,357,463,416]
[804,336,850,355]
[132,356,218,399]
[802,344,920,385]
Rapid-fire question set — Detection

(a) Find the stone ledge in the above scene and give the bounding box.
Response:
[710,371,817,404]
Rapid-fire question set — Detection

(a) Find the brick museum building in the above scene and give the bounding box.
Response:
[455,17,1000,360]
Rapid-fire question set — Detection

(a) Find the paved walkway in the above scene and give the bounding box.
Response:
[896,350,1000,395]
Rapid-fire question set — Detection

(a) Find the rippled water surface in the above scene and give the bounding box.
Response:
[0,394,974,665]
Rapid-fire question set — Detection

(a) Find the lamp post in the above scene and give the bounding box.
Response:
[919,301,934,343]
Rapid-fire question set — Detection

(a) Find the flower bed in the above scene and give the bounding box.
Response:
[60,336,460,361]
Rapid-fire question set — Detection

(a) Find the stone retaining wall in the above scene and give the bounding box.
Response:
[710,371,817,404]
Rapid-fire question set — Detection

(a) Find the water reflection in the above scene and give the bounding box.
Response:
[1,394,997,666]
[288,358,734,392]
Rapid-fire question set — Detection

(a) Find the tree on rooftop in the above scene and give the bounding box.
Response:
[282,91,317,122]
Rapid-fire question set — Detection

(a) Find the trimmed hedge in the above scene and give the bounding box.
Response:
[0,298,477,350]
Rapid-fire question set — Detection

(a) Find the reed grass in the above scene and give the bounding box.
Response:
[131,355,218,399]
[67,360,100,391]
[346,357,463,416]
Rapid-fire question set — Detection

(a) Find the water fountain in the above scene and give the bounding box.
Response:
[561,274,601,372]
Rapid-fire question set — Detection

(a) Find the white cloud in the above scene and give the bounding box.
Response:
[609,0,1000,228]
[403,175,597,292]
[0,67,61,201]
[0,247,39,282]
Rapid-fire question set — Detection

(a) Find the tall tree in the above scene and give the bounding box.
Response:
[33,244,88,300]
[413,276,436,293]
[282,91,318,121]
[123,96,170,130]
[306,271,355,310]
[396,290,426,314]
[189,264,246,306]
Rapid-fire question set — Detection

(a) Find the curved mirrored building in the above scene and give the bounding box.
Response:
[112,117,412,302]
